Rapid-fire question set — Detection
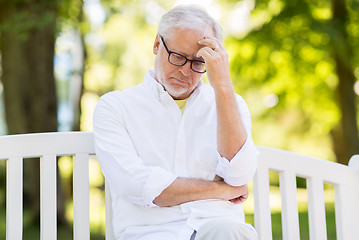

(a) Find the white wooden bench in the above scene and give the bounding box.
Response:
[0,132,358,240]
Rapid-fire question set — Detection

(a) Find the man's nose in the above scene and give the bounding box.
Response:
[179,61,191,76]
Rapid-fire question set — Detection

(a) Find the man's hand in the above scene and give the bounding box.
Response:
[228,185,248,204]
[216,181,248,204]
[196,37,231,89]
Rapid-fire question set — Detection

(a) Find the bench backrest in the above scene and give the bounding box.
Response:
[0,132,114,240]
[0,132,358,240]
[254,146,359,240]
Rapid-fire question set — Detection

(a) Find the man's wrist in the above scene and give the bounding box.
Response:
[212,179,230,200]
[212,81,235,95]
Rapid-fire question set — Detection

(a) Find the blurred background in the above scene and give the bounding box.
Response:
[0,0,358,239]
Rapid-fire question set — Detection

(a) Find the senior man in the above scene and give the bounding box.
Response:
[93,5,259,240]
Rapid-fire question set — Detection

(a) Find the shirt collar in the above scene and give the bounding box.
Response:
[143,69,165,101]
[142,69,204,102]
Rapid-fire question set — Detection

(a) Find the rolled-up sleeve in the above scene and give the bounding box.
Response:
[93,95,177,207]
[215,95,259,186]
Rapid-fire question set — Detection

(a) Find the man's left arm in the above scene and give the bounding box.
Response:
[198,37,258,186]
[214,81,247,160]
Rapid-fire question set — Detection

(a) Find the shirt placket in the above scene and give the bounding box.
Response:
[174,119,187,177]
[160,92,186,176]
[173,92,198,178]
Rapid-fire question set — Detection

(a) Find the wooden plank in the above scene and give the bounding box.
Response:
[279,171,300,240]
[253,160,272,240]
[0,132,94,159]
[40,155,57,240]
[347,155,359,239]
[334,183,359,240]
[307,177,327,239]
[6,157,23,240]
[335,184,345,240]
[334,156,359,240]
[73,154,90,240]
[256,146,357,185]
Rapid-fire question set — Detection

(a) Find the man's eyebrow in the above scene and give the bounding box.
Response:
[192,54,205,62]
[198,56,205,61]
[188,55,205,62]
[183,51,205,62]
[195,57,205,62]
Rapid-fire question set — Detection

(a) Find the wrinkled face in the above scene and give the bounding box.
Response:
[153,27,215,100]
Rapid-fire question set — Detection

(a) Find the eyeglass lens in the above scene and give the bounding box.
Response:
[169,53,206,73]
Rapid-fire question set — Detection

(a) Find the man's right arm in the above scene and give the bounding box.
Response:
[153,178,248,207]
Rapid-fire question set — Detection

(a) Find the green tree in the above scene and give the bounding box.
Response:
[83,0,172,97]
[0,0,87,230]
[227,0,359,164]
[0,0,61,226]
[329,0,359,164]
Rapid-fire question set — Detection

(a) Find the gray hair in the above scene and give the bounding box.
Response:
[158,5,223,41]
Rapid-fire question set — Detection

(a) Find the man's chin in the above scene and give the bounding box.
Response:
[166,87,189,99]
[159,80,190,99]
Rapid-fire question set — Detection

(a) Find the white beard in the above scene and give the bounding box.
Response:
[158,76,189,99]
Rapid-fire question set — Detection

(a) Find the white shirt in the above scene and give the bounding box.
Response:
[93,70,259,239]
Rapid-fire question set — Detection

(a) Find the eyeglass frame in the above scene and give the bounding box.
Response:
[160,36,206,74]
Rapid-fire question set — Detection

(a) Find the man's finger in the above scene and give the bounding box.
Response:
[198,38,223,50]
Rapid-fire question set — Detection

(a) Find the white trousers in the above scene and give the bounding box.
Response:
[191,219,258,240]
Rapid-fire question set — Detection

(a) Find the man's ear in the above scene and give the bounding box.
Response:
[153,35,160,55]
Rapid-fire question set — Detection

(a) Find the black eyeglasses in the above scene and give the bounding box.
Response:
[160,36,206,74]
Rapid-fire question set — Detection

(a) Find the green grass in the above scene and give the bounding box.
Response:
[245,203,336,239]
[0,204,337,239]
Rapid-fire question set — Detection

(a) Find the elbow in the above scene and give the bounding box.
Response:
[219,135,248,162]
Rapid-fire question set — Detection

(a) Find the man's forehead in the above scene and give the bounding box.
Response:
[170,27,215,38]
[167,28,215,56]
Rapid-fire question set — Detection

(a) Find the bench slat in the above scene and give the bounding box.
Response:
[6,157,23,240]
[0,132,95,159]
[105,181,115,240]
[40,155,57,240]
[334,157,359,240]
[334,183,359,240]
[253,161,272,240]
[307,177,327,239]
[256,146,356,185]
[73,154,90,240]
[279,171,300,240]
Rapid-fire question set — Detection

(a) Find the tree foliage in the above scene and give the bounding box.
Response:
[226,0,359,163]
[0,0,85,230]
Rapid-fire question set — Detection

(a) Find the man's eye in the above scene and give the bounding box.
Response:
[193,61,205,67]
[173,54,183,60]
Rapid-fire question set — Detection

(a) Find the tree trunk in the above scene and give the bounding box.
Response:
[330,0,359,165]
[72,2,87,132]
[0,0,67,226]
[1,27,29,134]
[71,30,86,132]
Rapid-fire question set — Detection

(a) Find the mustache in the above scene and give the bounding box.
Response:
[171,75,190,83]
